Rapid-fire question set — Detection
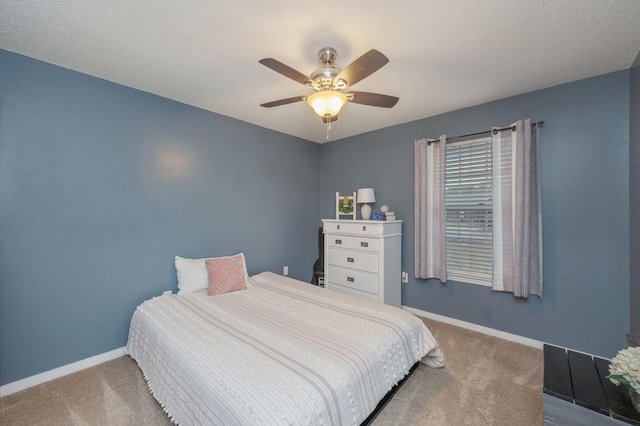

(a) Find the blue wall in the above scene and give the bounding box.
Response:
[0,50,321,385]
[631,55,640,336]
[321,71,631,358]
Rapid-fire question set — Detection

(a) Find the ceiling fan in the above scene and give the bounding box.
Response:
[259,47,399,124]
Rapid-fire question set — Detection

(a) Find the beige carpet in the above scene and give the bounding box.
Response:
[0,318,543,425]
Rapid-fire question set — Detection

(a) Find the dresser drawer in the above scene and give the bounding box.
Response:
[328,235,352,249]
[327,266,378,294]
[327,283,379,303]
[327,249,379,273]
[324,222,381,236]
[352,237,378,252]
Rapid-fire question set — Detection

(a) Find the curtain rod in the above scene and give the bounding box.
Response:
[427,121,544,145]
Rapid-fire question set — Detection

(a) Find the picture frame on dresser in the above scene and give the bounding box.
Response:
[335,192,357,219]
[322,219,402,307]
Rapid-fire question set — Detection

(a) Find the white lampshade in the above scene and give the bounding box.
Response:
[357,188,376,204]
[307,91,347,118]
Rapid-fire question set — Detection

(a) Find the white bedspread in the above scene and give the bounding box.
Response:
[126,272,444,425]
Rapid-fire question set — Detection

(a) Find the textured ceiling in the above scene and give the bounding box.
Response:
[2,0,640,143]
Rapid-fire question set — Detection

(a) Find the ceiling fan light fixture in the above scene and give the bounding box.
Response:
[259,48,398,130]
[307,90,347,118]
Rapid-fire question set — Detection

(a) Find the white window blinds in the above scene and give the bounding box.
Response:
[445,137,493,284]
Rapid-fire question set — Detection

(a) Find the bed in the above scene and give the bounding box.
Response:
[127,271,444,425]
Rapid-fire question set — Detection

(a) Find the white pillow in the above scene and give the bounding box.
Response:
[175,253,250,295]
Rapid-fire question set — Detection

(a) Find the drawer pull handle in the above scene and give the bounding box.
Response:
[363,226,367,231]
[347,277,354,282]
[335,239,342,244]
[337,225,340,230]
[360,242,368,247]
[347,257,354,263]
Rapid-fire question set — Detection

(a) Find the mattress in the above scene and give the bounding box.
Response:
[126,272,444,425]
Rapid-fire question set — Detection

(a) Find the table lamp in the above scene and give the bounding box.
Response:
[357,188,376,220]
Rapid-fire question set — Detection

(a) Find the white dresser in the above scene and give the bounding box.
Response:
[322,219,402,307]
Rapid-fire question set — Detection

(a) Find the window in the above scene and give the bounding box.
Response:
[445,137,493,286]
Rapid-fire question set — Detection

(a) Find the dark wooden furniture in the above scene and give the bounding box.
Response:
[544,344,640,425]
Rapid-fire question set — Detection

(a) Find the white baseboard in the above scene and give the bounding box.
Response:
[402,305,544,349]
[0,347,126,397]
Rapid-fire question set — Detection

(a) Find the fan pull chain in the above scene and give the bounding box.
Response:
[326,119,331,140]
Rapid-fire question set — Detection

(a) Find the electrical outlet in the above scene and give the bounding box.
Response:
[401,271,408,283]
[283,266,289,276]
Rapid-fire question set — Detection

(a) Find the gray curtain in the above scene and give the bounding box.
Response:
[491,119,543,297]
[414,136,447,282]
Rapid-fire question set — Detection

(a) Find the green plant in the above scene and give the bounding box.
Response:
[338,199,353,214]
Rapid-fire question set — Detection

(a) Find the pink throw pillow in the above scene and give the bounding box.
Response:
[205,254,247,296]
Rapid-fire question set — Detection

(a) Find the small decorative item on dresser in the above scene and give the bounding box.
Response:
[356,188,375,220]
[380,205,396,220]
[335,192,356,219]
[606,346,640,413]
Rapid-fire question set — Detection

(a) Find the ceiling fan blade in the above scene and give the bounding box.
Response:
[259,58,313,86]
[335,49,389,88]
[322,115,338,123]
[260,96,306,108]
[347,91,399,108]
